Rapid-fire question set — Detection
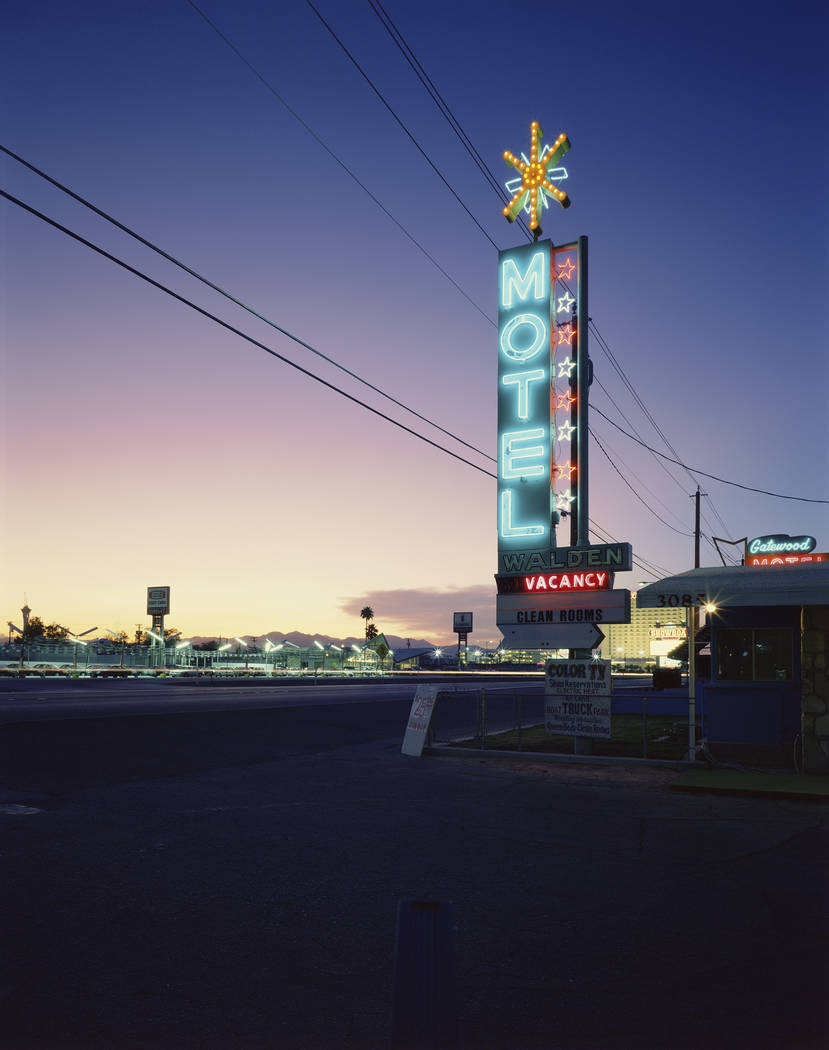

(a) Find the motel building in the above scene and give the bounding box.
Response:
[636,561,829,773]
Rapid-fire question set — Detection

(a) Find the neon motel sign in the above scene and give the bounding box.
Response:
[498,241,553,550]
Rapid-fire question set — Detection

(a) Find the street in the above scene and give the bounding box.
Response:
[0,679,826,1048]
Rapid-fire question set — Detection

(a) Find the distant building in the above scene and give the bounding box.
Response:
[599,592,686,669]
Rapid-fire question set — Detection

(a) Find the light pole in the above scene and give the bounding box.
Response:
[265,639,282,673]
[687,601,717,762]
[104,628,128,668]
[234,637,249,671]
[68,635,88,671]
[147,629,164,669]
[175,639,191,670]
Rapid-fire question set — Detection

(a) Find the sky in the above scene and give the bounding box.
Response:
[2,0,827,646]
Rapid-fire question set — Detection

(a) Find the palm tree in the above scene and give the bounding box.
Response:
[360,606,375,640]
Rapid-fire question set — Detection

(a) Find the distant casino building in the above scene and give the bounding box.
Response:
[599,592,686,668]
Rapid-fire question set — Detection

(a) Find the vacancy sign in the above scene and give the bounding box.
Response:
[545,659,611,739]
[402,686,439,757]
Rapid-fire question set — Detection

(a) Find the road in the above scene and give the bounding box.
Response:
[0,678,826,1049]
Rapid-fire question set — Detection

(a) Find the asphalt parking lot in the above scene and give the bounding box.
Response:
[1,681,827,1049]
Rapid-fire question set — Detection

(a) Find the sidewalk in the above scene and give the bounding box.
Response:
[671,767,829,800]
[427,743,829,799]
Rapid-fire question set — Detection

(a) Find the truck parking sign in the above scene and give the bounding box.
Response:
[544,658,611,739]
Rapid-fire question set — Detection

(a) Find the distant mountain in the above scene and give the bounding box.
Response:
[186,630,436,650]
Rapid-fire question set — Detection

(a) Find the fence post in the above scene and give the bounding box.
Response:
[642,695,648,759]
[391,900,459,1049]
[480,688,487,750]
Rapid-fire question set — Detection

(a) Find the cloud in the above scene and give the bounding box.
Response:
[340,585,499,644]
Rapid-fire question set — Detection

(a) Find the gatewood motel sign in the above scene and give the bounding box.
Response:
[494,121,632,651]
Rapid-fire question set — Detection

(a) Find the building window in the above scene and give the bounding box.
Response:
[716,628,793,682]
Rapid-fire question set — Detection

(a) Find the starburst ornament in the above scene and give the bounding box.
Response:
[502,121,571,232]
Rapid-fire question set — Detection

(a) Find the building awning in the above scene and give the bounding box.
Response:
[636,564,829,610]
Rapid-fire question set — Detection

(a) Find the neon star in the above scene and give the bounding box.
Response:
[556,392,576,411]
[557,291,575,314]
[554,462,577,481]
[557,257,576,280]
[502,121,571,231]
[558,356,577,378]
[557,421,576,442]
[557,323,575,346]
[556,490,576,509]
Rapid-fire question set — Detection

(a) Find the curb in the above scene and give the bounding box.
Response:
[424,742,688,770]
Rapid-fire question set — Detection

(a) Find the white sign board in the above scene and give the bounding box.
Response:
[498,621,604,650]
[401,686,438,757]
[147,585,171,615]
[497,589,630,627]
[544,659,612,739]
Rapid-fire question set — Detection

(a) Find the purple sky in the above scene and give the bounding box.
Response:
[2,0,827,644]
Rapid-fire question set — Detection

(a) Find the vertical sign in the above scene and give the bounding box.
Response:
[549,239,587,546]
[401,685,439,757]
[497,241,553,562]
[544,658,611,738]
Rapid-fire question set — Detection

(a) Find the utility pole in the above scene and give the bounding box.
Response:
[693,487,703,568]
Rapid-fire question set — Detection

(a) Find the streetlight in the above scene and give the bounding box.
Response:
[104,628,127,668]
[146,628,165,670]
[67,634,88,671]
[686,600,718,761]
[175,639,191,670]
[234,637,249,671]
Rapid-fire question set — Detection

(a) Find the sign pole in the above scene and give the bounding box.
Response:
[687,605,696,761]
[571,237,593,753]
[570,235,589,547]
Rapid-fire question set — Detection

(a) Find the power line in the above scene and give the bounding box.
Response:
[192,0,735,540]
[592,373,690,503]
[588,520,675,580]
[181,0,495,327]
[305,0,501,250]
[588,319,730,542]
[365,0,535,242]
[2,189,498,481]
[5,188,699,581]
[592,405,829,503]
[1,143,496,465]
[590,430,693,536]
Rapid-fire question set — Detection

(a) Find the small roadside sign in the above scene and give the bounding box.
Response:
[544,659,611,739]
[402,686,438,757]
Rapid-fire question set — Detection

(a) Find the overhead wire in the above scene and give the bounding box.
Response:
[365,0,535,241]
[187,0,746,543]
[1,143,496,466]
[308,1,760,541]
[305,0,501,250]
[587,319,728,547]
[592,405,828,503]
[2,189,499,480]
[590,430,693,536]
[358,0,740,542]
[181,0,495,327]
[1,186,696,581]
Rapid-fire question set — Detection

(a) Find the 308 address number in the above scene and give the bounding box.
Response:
[656,592,706,607]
